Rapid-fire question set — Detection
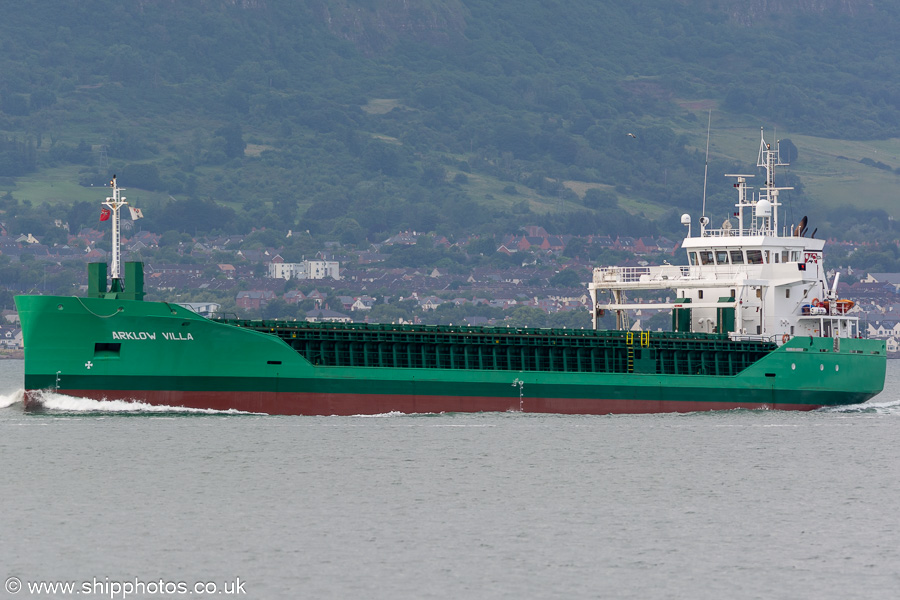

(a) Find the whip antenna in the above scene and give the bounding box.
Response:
[701,110,711,218]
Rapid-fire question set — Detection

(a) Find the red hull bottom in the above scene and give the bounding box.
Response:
[25,389,821,415]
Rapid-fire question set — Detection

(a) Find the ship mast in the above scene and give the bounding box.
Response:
[103,175,128,292]
[755,127,792,236]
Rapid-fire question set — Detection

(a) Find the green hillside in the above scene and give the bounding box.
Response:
[1,0,899,242]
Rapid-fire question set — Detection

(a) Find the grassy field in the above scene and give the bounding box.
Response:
[2,166,100,206]
[3,165,173,210]
[445,166,572,213]
[6,114,898,234]
[685,121,900,219]
[784,134,900,217]
[440,151,667,219]
[562,180,669,219]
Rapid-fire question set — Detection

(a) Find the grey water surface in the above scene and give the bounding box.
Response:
[1,359,898,599]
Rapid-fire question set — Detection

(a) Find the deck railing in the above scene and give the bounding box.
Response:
[592,265,690,284]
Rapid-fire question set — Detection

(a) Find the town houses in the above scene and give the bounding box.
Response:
[2,225,900,355]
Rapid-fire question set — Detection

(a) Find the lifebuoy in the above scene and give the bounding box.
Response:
[811,298,820,307]
[782,333,790,344]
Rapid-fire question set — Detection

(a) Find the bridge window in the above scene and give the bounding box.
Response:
[689,252,699,266]
[782,250,789,262]
[730,250,744,264]
[699,250,714,265]
[716,250,729,264]
[747,250,763,264]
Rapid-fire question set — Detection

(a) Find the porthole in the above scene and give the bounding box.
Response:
[835,365,839,372]
[820,364,824,371]
[791,363,796,370]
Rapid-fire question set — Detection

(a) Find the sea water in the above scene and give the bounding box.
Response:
[1,359,898,600]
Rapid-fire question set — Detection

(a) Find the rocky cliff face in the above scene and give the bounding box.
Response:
[313,0,468,56]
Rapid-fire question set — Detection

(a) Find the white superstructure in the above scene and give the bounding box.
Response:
[588,129,859,344]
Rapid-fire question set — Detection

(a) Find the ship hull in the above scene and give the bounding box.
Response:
[15,294,887,415]
[25,389,842,415]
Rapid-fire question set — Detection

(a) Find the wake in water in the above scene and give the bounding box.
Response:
[0,389,24,409]
[352,411,413,418]
[819,398,900,415]
[24,389,261,415]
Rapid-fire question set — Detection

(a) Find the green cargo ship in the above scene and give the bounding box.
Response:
[13,134,887,414]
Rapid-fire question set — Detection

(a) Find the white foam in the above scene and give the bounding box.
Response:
[351,411,417,418]
[29,389,261,415]
[0,389,24,409]
[820,398,900,414]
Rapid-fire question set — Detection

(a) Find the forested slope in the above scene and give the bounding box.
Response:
[1,0,899,243]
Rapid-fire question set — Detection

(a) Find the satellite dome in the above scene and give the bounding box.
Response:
[756,199,772,217]
[680,213,691,225]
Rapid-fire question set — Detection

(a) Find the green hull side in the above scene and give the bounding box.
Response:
[15,294,887,412]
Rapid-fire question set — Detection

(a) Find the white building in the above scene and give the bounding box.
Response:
[0,327,23,349]
[269,258,340,281]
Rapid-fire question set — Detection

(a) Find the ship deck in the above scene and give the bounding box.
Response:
[213,319,777,377]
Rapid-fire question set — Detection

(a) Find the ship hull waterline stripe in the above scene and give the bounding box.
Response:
[25,388,865,416]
